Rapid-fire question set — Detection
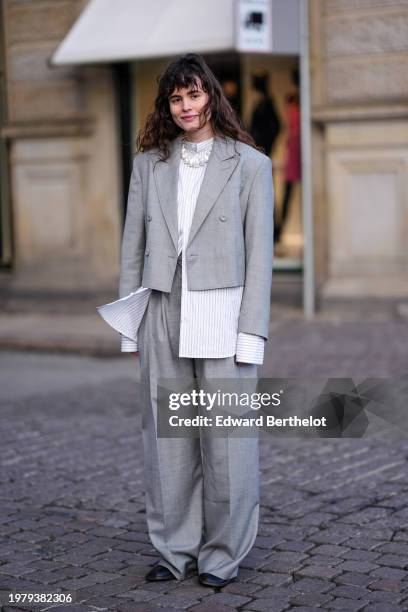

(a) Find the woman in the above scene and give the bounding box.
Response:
[274,67,301,245]
[98,53,274,588]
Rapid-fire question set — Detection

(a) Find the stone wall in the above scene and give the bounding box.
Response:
[310,0,408,301]
[2,0,122,292]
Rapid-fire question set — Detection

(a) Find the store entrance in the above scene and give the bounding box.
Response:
[204,51,242,117]
[242,55,303,272]
[241,54,303,308]
[205,52,303,276]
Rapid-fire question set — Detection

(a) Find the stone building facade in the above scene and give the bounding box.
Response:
[309,0,408,304]
[1,0,122,293]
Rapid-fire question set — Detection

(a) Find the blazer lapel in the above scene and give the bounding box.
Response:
[152,134,240,253]
[152,135,183,253]
[187,136,240,248]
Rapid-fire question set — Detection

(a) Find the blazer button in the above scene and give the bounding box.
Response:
[219,215,227,222]
[145,249,150,257]
[147,214,152,222]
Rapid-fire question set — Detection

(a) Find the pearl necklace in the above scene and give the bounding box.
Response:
[181,140,213,167]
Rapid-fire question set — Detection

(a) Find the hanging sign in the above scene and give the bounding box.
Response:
[235,0,272,53]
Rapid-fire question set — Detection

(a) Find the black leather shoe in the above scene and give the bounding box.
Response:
[145,564,176,581]
[198,572,236,588]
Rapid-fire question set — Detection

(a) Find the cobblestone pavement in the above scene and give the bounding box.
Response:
[1,316,408,611]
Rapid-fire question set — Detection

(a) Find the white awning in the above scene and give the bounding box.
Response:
[50,0,235,66]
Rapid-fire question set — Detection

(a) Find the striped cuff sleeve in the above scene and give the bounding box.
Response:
[235,332,265,365]
[121,334,138,352]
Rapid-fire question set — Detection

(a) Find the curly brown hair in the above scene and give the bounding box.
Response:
[136,53,261,160]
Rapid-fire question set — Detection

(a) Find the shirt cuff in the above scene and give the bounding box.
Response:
[236,332,265,365]
[121,334,138,352]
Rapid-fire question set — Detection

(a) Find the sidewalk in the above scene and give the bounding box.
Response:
[1,269,408,356]
[0,311,120,355]
[0,293,407,365]
[0,288,122,355]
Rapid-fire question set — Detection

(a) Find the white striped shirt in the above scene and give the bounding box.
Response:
[177,138,244,358]
[117,137,265,364]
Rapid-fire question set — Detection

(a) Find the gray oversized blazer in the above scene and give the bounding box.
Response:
[119,133,274,340]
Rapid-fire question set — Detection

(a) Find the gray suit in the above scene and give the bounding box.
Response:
[138,255,260,581]
[120,134,274,340]
[120,135,274,581]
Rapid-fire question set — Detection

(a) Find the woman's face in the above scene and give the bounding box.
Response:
[168,80,211,135]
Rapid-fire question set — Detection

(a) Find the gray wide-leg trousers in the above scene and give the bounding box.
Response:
[137,254,260,581]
